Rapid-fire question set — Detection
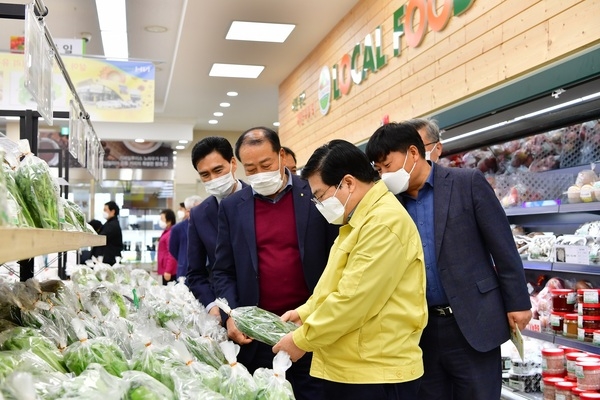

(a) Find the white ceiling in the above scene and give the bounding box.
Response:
[0,0,360,138]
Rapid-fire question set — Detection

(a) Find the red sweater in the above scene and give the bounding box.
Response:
[254,191,310,316]
[157,226,178,275]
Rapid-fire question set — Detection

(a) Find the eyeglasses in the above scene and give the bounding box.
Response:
[423,140,439,147]
[311,186,333,207]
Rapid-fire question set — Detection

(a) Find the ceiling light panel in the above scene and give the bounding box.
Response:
[209,63,265,79]
[95,0,128,58]
[226,21,295,43]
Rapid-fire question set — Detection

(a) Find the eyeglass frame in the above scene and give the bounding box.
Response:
[311,185,333,207]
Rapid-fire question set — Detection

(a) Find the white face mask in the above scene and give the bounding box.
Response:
[203,165,237,199]
[159,220,167,229]
[102,211,109,220]
[315,181,351,225]
[177,210,186,220]
[247,155,284,196]
[382,154,416,194]
[425,143,438,162]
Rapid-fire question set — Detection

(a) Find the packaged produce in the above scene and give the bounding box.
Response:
[254,351,296,400]
[46,363,126,399]
[3,163,35,227]
[62,318,129,377]
[171,340,222,393]
[218,341,258,400]
[15,149,61,229]
[0,326,66,373]
[122,370,175,400]
[215,298,298,346]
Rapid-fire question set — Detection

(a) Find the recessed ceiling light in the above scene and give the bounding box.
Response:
[209,63,264,79]
[172,151,177,155]
[273,122,280,127]
[178,140,188,144]
[144,25,168,33]
[175,145,185,150]
[213,112,224,117]
[96,0,128,58]
[135,138,145,143]
[227,91,238,97]
[208,120,219,125]
[220,102,230,108]
[226,21,295,43]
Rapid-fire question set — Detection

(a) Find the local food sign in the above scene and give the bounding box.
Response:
[293,0,475,123]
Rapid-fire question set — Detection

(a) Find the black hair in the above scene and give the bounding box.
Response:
[235,127,281,161]
[88,219,103,233]
[282,146,297,163]
[179,202,185,208]
[105,201,120,216]
[301,139,379,185]
[191,136,234,170]
[161,209,177,226]
[365,122,426,163]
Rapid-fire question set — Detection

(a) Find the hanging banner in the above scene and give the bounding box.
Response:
[0,52,155,123]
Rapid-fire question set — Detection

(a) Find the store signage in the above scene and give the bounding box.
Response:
[54,38,86,56]
[299,0,475,124]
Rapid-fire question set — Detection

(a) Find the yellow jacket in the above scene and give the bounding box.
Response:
[293,180,427,383]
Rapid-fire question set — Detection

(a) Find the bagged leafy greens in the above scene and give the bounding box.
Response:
[218,341,258,400]
[2,163,35,227]
[0,150,9,226]
[122,370,175,400]
[215,298,298,346]
[15,151,61,229]
[46,363,126,400]
[171,340,222,392]
[254,351,296,400]
[0,326,66,373]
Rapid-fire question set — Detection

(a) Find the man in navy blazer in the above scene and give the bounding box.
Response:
[187,136,246,319]
[169,195,202,280]
[212,127,338,400]
[366,122,532,400]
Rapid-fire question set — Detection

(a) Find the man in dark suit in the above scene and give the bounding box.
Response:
[212,127,338,400]
[187,136,244,320]
[169,195,202,280]
[366,122,532,400]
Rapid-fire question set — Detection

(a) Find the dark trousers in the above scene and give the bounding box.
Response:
[323,379,421,400]
[240,341,324,400]
[418,313,502,400]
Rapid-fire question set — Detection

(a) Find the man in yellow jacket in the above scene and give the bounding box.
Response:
[274,139,427,400]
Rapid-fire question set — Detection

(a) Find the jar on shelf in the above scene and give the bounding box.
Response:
[580,392,600,400]
[575,361,600,391]
[542,348,566,375]
[553,289,577,313]
[551,312,567,334]
[564,313,579,337]
[573,387,600,400]
[582,303,600,317]
[594,330,600,345]
[566,352,589,380]
[579,289,600,305]
[542,376,565,400]
[555,380,577,400]
[577,327,595,342]
[581,315,600,331]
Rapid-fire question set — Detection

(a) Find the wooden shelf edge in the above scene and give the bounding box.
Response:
[0,227,106,264]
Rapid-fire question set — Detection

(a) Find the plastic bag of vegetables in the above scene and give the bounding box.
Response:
[46,363,126,400]
[0,350,58,380]
[215,298,298,346]
[3,163,35,227]
[0,326,67,373]
[122,370,175,400]
[171,340,222,392]
[0,150,9,226]
[62,318,129,377]
[15,150,61,229]
[171,370,227,400]
[218,341,258,400]
[254,351,296,400]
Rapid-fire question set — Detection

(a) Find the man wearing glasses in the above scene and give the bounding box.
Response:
[407,118,443,163]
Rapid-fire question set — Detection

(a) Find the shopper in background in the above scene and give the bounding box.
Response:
[282,146,298,174]
[407,118,443,163]
[273,139,427,400]
[157,209,178,285]
[187,136,246,319]
[169,195,203,282]
[92,201,123,265]
[365,122,532,400]
[177,202,186,221]
[212,127,338,400]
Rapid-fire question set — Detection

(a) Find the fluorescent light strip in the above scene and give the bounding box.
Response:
[226,21,295,43]
[443,92,600,144]
[210,63,264,79]
[95,0,129,59]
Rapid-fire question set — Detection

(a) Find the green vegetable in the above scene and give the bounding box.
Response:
[184,335,226,370]
[122,370,175,400]
[0,326,66,373]
[130,344,184,390]
[3,164,35,227]
[15,154,60,229]
[46,363,125,399]
[215,300,298,346]
[63,337,129,377]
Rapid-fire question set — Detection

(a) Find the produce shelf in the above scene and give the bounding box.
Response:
[523,328,600,353]
[0,227,105,264]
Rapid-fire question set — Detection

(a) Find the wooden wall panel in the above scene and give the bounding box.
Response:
[278,0,596,166]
